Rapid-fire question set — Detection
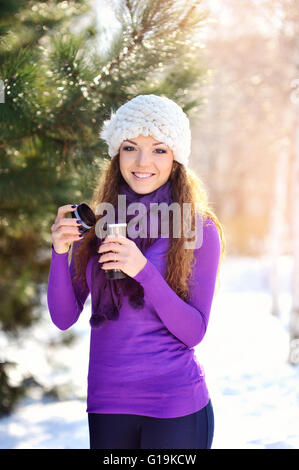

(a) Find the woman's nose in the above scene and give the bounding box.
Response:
[135,150,152,166]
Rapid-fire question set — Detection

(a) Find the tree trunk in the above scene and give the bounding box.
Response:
[288,9,299,365]
[269,139,289,318]
[288,108,299,364]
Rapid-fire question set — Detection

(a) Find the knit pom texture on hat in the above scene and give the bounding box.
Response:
[99,94,192,167]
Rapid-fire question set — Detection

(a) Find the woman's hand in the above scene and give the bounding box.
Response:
[51,204,83,254]
[98,234,147,278]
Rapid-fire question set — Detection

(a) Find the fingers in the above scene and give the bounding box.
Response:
[54,217,81,228]
[99,252,124,265]
[98,242,123,254]
[53,205,80,230]
[52,224,82,236]
[52,204,83,240]
[51,218,82,235]
[103,234,129,245]
[56,204,78,221]
[58,233,83,244]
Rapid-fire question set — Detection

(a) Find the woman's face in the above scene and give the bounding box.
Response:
[119,135,174,194]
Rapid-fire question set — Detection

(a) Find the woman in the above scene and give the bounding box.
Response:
[47,94,226,449]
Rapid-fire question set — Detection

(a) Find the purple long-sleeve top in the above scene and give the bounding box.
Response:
[47,217,220,418]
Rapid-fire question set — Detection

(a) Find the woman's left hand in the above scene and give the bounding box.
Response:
[98,234,147,278]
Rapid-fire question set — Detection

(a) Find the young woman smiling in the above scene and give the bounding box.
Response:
[47,94,226,449]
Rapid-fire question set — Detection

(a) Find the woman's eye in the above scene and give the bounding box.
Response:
[122,146,167,154]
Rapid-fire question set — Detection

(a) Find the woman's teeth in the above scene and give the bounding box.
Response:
[132,172,155,180]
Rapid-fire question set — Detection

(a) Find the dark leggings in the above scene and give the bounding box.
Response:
[88,399,214,449]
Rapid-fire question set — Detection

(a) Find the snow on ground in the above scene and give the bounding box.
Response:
[0,255,298,449]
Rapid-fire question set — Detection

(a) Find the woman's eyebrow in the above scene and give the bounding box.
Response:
[123,139,165,146]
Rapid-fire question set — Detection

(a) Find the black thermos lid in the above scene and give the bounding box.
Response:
[71,203,96,232]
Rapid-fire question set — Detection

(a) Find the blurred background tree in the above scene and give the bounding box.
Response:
[190,0,299,364]
[0,0,210,414]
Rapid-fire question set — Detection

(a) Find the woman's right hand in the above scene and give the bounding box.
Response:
[51,204,83,254]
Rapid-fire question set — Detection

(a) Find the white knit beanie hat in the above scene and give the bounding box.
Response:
[99,94,191,167]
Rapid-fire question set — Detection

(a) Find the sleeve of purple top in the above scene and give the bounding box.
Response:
[47,240,90,330]
[132,218,221,349]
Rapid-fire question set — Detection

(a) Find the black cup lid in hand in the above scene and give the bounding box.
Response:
[71,203,96,231]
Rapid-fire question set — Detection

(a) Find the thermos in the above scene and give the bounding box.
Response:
[71,203,127,280]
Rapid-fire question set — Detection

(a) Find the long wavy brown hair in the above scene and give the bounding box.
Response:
[73,152,226,302]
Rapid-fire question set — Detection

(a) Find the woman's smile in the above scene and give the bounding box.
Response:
[131,171,156,181]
